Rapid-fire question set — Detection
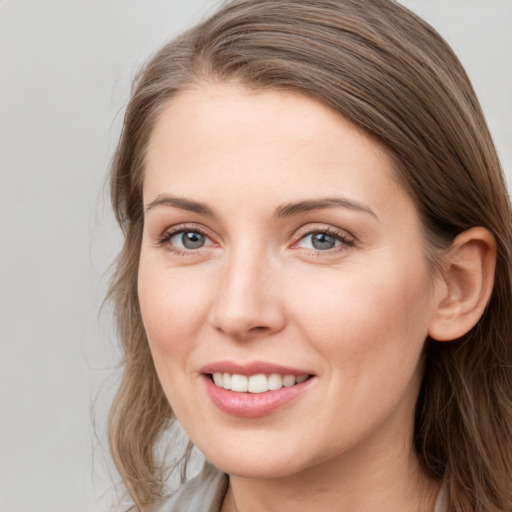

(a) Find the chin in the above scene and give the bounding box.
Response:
[197,435,319,479]
[210,455,305,480]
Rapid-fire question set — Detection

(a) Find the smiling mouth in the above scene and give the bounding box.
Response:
[209,372,312,393]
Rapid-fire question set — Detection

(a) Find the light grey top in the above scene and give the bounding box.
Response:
[156,462,449,512]
[156,462,228,512]
[434,481,449,512]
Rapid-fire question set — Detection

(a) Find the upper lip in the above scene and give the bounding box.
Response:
[200,361,314,376]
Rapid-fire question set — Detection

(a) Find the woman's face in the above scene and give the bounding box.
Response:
[139,84,442,479]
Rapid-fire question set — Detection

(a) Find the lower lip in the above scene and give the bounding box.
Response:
[202,375,314,418]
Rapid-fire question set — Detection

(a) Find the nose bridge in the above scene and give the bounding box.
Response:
[212,240,284,338]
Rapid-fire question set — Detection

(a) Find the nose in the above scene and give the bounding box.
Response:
[210,247,286,340]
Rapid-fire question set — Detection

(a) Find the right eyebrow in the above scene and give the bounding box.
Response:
[144,194,216,217]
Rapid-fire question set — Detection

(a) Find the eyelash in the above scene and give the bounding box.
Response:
[292,227,355,254]
[157,225,214,256]
[157,225,355,256]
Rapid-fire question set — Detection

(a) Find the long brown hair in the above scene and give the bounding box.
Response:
[107,1,512,510]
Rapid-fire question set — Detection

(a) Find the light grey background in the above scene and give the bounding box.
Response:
[1,1,510,511]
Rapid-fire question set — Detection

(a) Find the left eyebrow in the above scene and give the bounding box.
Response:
[273,197,378,220]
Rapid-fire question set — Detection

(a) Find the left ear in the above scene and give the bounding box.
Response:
[428,227,496,342]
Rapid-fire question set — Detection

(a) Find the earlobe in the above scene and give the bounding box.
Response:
[428,227,496,342]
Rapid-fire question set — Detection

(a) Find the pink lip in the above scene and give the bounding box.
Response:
[200,361,315,418]
[200,361,312,376]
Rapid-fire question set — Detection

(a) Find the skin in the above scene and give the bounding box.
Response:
[139,83,445,511]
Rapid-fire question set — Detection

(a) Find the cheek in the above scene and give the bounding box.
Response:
[137,258,217,418]
[137,257,213,358]
[283,261,433,455]
[288,258,433,371]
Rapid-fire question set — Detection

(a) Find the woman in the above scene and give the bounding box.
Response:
[107,0,512,510]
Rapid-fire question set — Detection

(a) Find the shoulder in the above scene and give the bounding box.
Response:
[154,462,228,512]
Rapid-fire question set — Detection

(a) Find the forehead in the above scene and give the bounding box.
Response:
[143,83,412,221]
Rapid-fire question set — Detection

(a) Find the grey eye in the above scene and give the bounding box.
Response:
[171,231,207,249]
[298,232,342,251]
[311,233,337,250]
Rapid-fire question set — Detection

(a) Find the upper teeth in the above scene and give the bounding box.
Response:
[212,372,308,393]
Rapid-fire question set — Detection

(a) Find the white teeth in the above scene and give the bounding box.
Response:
[248,374,268,393]
[212,372,309,393]
[283,375,296,387]
[222,373,231,390]
[230,374,248,392]
[268,373,283,390]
